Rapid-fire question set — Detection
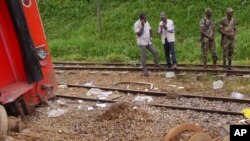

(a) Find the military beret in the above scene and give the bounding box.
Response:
[205,8,212,13]
[160,12,166,18]
[227,7,234,12]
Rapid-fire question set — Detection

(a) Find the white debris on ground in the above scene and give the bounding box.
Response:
[165,71,175,78]
[83,82,95,87]
[133,96,153,103]
[57,84,68,89]
[231,92,246,99]
[213,80,224,89]
[47,109,66,118]
[86,88,113,99]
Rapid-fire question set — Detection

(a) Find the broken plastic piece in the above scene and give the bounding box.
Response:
[47,109,66,118]
[242,108,250,119]
[133,96,153,103]
[213,80,223,90]
[165,72,175,78]
[96,104,107,108]
[113,81,154,90]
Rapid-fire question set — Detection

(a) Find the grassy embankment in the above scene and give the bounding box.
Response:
[38,0,250,65]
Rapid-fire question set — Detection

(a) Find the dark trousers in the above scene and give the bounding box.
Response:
[163,40,177,68]
[139,44,159,72]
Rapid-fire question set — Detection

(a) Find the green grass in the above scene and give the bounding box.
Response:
[38,0,250,63]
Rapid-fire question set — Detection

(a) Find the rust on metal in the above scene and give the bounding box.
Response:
[223,136,229,141]
[164,123,203,141]
[212,137,223,141]
[59,84,250,103]
[188,132,212,141]
[150,104,243,116]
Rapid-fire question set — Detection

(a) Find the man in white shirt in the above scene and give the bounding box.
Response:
[134,13,161,76]
[158,12,177,69]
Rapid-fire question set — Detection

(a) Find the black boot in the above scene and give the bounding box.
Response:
[228,60,232,70]
[212,61,217,69]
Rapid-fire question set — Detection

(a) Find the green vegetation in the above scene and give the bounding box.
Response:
[38,0,250,64]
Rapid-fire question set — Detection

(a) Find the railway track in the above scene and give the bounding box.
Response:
[57,83,250,116]
[53,62,250,75]
[53,62,250,69]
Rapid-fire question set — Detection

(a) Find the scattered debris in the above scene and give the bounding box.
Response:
[89,71,98,74]
[55,70,65,74]
[242,108,250,118]
[96,103,107,108]
[165,71,175,78]
[133,96,153,103]
[178,86,185,89]
[239,119,250,124]
[102,71,111,75]
[56,99,66,106]
[99,103,152,121]
[231,92,245,99]
[242,75,250,78]
[154,87,159,90]
[213,80,224,90]
[219,125,230,137]
[168,84,177,88]
[77,100,83,104]
[87,107,94,111]
[86,88,113,99]
[83,82,95,87]
[47,109,66,118]
[58,85,68,89]
[113,81,154,90]
[119,71,129,75]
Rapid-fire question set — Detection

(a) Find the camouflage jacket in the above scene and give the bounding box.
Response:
[219,17,236,41]
[200,17,214,42]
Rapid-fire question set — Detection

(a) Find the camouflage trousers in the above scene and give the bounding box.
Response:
[201,41,217,64]
[222,39,234,62]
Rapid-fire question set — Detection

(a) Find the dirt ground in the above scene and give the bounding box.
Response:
[7,70,250,141]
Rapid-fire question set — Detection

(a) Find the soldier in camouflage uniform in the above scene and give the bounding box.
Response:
[218,8,236,70]
[200,8,217,69]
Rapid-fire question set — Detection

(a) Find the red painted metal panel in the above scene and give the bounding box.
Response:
[0,0,27,87]
[0,82,33,104]
[21,0,57,105]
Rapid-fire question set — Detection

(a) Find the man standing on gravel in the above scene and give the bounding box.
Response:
[134,13,162,76]
[200,8,218,69]
[218,8,237,70]
[158,12,177,69]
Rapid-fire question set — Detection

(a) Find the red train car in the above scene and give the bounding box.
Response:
[0,0,56,135]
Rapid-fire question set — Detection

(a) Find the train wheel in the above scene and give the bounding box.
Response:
[188,132,212,141]
[164,123,203,141]
[0,105,8,135]
[223,136,229,141]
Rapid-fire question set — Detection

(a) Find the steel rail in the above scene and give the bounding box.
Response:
[54,66,250,75]
[59,84,250,103]
[56,94,116,103]
[55,94,243,116]
[53,62,250,69]
[150,104,243,116]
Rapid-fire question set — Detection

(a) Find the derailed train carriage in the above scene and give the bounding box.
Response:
[0,0,56,135]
